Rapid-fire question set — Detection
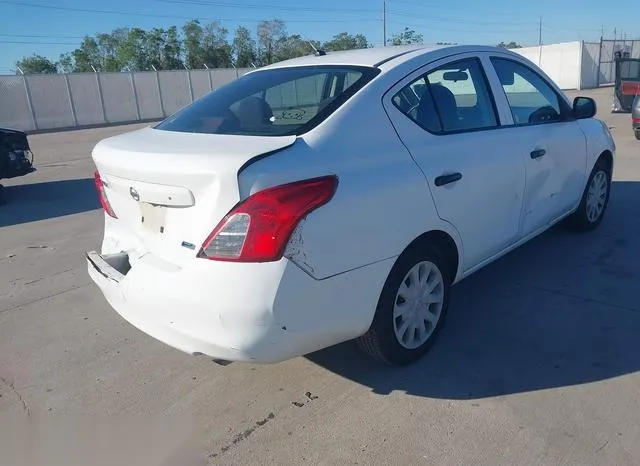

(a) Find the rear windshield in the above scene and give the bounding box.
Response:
[620,60,640,80]
[154,65,380,136]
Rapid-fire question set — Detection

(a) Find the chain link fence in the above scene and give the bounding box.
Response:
[594,39,640,86]
[0,68,251,132]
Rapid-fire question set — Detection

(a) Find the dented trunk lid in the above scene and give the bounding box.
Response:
[91,126,296,265]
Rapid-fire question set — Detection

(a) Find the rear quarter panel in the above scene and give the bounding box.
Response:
[238,78,464,281]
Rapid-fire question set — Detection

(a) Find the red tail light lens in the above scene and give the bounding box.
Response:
[199,175,338,262]
[94,171,117,218]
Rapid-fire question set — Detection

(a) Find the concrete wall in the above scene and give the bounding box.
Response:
[580,42,602,90]
[514,41,583,90]
[514,40,640,91]
[0,68,251,133]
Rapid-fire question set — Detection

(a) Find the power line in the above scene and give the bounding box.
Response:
[0,33,87,39]
[156,0,379,13]
[387,10,536,26]
[0,1,378,22]
[386,0,538,18]
[0,40,80,45]
[386,19,528,35]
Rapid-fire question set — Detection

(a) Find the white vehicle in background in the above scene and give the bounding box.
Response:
[87,44,615,366]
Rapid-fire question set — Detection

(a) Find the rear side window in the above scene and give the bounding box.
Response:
[393,58,498,134]
[490,57,562,125]
[154,66,379,136]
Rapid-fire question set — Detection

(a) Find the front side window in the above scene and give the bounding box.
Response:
[155,66,379,136]
[393,58,498,133]
[491,57,562,125]
[619,60,640,80]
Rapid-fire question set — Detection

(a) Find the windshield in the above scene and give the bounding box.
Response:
[154,65,379,136]
[619,60,640,80]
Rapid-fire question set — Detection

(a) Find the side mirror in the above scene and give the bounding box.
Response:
[573,96,597,119]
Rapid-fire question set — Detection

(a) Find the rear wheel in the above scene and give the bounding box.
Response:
[634,129,640,141]
[358,243,452,366]
[566,159,611,232]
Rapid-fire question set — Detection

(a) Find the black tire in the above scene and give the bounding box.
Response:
[566,158,611,232]
[357,242,452,366]
[635,130,640,141]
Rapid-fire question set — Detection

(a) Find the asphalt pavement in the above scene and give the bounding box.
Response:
[1,87,639,465]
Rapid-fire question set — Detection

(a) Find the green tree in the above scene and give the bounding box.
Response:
[183,19,232,69]
[118,27,149,71]
[390,27,423,45]
[202,21,232,68]
[183,19,203,68]
[273,34,318,62]
[497,41,522,49]
[322,32,368,51]
[135,27,183,70]
[69,36,101,72]
[15,54,58,74]
[58,53,74,73]
[256,19,286,65]
[232,26,257,68]
[163,26,183,69]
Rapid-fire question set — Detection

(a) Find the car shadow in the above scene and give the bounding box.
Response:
[0,178,99,227]
[307,180,640,399]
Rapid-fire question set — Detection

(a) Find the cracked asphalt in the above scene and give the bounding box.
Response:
[1,87,639,465]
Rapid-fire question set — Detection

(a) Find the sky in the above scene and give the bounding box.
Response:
[1,0,638,73]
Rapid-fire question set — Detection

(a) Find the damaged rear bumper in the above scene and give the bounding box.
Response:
[86,248,385,363]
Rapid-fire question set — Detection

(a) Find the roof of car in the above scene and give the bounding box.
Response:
[259,45,444,69]
[257,44,515,71]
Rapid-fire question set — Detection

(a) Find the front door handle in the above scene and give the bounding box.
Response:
[434,172,462,187]
[530,148,546,159]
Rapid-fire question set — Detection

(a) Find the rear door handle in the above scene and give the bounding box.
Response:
[530,149,546,159]
[434,172,462,187]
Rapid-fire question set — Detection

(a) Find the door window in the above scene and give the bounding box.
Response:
[490,58,563,125]
[393,58,498,133]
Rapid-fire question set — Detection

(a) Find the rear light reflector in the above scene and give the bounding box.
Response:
[94,171,117,218]
[633,117,640,123]
[199,175,338,262]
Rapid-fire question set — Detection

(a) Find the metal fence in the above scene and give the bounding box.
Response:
[593,39,640,86]
[0,68,251,132]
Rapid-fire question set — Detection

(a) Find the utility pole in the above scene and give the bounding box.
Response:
[538,17,542,46]
[383,0,387,46]
[538,17,543,67]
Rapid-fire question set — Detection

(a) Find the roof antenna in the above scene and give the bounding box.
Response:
[308,41,326,56]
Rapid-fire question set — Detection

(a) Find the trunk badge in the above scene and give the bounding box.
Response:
[129,187,140,201]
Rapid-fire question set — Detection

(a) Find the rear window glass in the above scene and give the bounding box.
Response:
[154,65,379,136]
[619,60,640,80]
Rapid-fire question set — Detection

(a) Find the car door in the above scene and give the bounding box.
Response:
[484,55,587,236]
[383,54,526,272]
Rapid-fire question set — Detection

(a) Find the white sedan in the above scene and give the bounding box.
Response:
[87,44,615,366]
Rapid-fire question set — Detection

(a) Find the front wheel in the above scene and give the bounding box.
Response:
[566,160,611,232]
[357,243,452,366]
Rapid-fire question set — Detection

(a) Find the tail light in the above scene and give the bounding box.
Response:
[199,175,338,262]
[94,171,117,218]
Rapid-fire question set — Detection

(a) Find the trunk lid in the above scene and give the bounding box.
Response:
[92,126,296,265]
